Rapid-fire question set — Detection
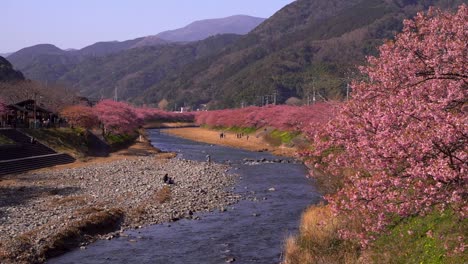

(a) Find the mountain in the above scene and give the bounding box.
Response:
[8,44,67,67]
[7,14,264,84]
[130,36,171,49]
[138,0,465,108]
[7,44,80,82]
[155,15,266,42]
[0,53,12,58]
[0,56,25,82]
[78,37,170,57]
[58,34,242,101]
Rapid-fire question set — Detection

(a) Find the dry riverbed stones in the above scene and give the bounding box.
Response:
[0,156,239,263]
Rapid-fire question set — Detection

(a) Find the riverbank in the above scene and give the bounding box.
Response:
[0,135,239,263]
[49,132,162,170]
[49,129,319,264]
[165,127,298,157]
[143,121,197,129]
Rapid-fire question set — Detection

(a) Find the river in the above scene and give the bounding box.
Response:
[48,129,321,264]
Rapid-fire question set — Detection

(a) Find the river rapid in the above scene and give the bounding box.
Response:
[48,129,321,264]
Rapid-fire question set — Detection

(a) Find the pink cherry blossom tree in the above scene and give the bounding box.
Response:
[60,105,98,129]
[195,103,335,133]
[309,5,467,245]
[93,99,141,135]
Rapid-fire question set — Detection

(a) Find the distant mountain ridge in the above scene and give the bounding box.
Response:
[155,15,266,42]
[7,14,265,82]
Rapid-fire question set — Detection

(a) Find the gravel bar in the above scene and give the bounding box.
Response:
[0,155,239,263]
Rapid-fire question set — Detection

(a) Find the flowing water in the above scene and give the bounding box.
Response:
[49,129,321,264]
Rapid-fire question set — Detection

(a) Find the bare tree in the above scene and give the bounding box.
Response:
[0,81,77,112]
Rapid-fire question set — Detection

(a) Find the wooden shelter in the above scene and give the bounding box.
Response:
[1,99,55,128]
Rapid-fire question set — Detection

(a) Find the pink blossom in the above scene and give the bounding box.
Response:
[308,5,467,246]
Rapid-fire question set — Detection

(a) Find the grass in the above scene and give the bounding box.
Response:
[365,209,468,264]
[155,186,172,204]
[284,205,468,264]
[1,207,124,263]
[206,125,303,147]
[0,134,15,145]
[205,125,258,135]
[209,125,302,147]
[41,207,124,259]
[225,126,257,134]
[48,195,89,207]
[23,127,139,157]
[283,204,360,264]
[104,132,137,151]
[265,130,300,146]
[23,127,89,158]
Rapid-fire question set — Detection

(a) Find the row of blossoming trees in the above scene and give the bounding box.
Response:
[196,103,337,133]
[197,5,467,248]
[60,100,194,135]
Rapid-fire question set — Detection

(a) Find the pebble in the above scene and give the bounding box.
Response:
[226,257,236,262]
[0,155,240,262]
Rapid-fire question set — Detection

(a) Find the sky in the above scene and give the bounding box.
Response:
[2,0,295,53]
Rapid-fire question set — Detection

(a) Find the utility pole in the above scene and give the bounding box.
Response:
[33,92,37,129]
[312,86,316,105]
[114,86,118,101]
[273,90,277,105]
[346,83,350,101]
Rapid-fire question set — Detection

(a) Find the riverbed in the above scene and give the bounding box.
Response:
[48,129,320,264]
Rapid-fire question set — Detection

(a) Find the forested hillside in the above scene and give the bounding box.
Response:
[141,0,464,108]
[0,56,25,82]
[7,15,264,90]
[59,34,243,102]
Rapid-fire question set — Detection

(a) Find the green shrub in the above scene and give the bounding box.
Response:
[262,129,301,147]
[104,133,136,150]
[226,126,257,134]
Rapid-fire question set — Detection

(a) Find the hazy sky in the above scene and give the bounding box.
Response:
[3,0,295,53]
